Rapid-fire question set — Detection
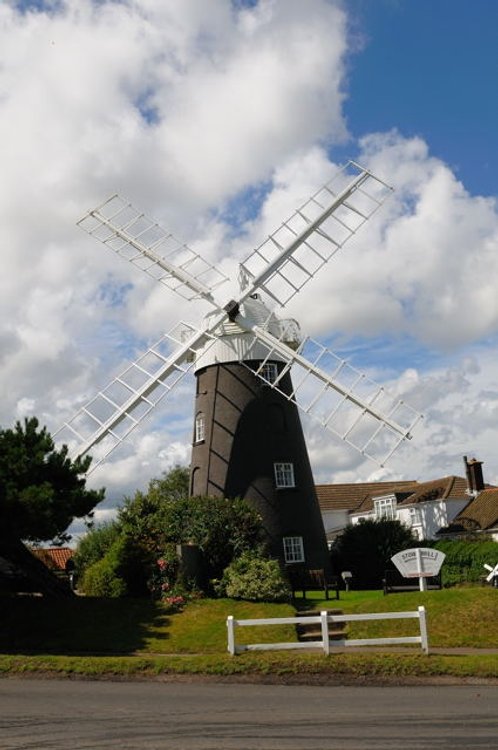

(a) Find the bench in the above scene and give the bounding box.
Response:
[286,566,340,601]
[383,569,442,595]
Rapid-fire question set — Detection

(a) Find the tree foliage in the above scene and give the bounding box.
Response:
[77,466,265,597]
[0,417,104,543]
[331,518,417,589]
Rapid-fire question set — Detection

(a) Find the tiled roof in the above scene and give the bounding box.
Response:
[30,547,74,571]
[450,488,498,531]
[316,481,417,512]
[394,476,469,506]
[317,475,472,515]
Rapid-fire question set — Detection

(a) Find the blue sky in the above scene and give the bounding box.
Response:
[341,0,498,196]
[2,0,498,519]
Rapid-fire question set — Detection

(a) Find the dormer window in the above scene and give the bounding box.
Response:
[374,496,396,520]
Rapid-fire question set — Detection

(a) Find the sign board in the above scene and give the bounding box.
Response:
[391,548,446,579]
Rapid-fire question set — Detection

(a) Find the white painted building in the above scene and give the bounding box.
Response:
[317,457,496,543]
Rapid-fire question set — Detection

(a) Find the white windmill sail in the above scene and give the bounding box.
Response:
[239,323,421,466]
[77,194,228,305]
[55,323,216,470]
[238,161,392,309]
[60,161,421,471]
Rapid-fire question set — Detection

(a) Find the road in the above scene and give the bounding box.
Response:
[1,678,498,749]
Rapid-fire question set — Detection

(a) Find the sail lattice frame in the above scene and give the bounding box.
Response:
[242,328,422,467]
[55,323,215,471]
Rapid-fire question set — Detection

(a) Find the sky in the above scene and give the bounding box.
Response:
[2,0,498,533]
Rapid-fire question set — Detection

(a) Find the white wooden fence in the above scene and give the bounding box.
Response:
[227,605,429,655]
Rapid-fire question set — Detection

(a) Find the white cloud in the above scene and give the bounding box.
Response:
[2,0,498,531]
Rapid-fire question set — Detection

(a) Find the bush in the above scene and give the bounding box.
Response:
[147,543,180,599]
[217,551,291,602]
[80,535,151,597]
[73,521,121,578]
[433,538,498,586]
[75,466,266,598]
[82,552,126,597]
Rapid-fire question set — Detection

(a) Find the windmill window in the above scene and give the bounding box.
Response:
[260,362,278,384]
[274,462,295,488]
[194,412,205,443]
[283,536,305,564]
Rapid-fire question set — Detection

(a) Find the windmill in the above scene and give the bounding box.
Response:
[57,161,422,571]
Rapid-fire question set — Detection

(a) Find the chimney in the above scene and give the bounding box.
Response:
[463,455,484,495]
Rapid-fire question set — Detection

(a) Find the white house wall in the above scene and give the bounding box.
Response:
[349,497,471,540]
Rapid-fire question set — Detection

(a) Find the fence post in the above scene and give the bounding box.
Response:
[227,615,236,655]
[418,605,429,654]
[320,611,330,655]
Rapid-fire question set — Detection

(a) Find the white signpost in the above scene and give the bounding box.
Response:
[391,548,446,592]
[483,562,498,585]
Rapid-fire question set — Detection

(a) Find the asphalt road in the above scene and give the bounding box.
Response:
[1,678,498,749]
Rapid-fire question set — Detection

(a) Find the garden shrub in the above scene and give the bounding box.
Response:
[217,551,291,602]
[80,535,150,597]
[81,552,126,597]
[147,543,180,599]
[433,538,498,586]
[73,520,121,578]
[75,466,266,598]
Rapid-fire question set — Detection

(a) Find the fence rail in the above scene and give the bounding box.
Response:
[227,606,428,656]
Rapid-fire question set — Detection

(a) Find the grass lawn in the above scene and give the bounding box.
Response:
[295,587,498,648]
[1,587,498,682]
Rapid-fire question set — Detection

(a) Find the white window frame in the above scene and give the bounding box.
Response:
[283,536,305,564]
[194,412,205,443]
[374,496,396,520]
[260,362,278,384]
[274,462,295,489]
[409,507,422,526]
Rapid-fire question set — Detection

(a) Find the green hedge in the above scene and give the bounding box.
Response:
[434,539,498,586]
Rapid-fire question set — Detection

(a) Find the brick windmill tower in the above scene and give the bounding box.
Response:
[59,162,421,570]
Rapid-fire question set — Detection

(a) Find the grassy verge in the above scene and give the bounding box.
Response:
[1,588,498,682]
[296,587,498,648]
[2,651,498,683]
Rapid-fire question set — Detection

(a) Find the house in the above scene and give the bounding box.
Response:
[349,475,471,540]
[30,547,74,574]
[316,480,418,543]
[316,456,496,543]
[0,541,73,598]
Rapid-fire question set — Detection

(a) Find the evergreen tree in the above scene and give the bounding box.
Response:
[0,417,104,543]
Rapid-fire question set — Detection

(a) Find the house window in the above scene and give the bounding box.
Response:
[274,462,295,488]
[374,496,396,520]
[194,412,205,443]
[409,507,421,526]
[283,536,305,564]
[260,362,278,384]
